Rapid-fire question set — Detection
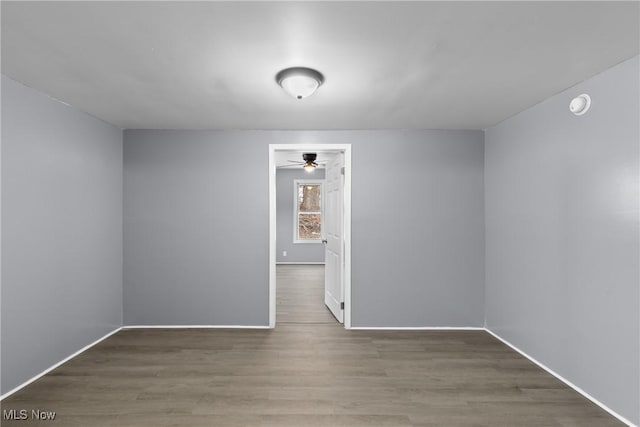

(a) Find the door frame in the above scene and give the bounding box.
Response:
[268,144,352,329]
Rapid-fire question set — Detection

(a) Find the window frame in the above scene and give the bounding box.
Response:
[293,179,324,244]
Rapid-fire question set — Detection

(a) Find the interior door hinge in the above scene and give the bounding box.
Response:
[340,302,345,310]
[340,166,345,175]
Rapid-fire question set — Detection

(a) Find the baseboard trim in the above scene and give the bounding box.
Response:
[0,327,123,401]
[350,326,484,331]
[122,325,270,329]
[276,262,325,265]
[485,328,637,427]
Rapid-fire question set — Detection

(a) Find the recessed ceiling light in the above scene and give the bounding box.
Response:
[276,67,324,100]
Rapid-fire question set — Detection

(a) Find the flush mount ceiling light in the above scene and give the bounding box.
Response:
[569,94,591,116]
[276,67,324,100]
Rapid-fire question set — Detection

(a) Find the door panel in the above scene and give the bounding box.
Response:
[324,153,344,323]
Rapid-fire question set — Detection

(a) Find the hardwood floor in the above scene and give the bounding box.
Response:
[277,264,336,325]
[1,266,624,426]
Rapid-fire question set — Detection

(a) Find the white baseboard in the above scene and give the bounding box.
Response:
[350,326,484,331]
[485,328,637,427]
[276,262,325,265]
[0,327,122,401]
[122,325,270,329]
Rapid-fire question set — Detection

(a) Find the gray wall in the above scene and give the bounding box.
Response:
[276,168,325,263]
[485,56,639,424]
[1,76,123,394]
[123,129,485,327]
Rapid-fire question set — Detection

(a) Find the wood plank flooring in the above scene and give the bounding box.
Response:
[1,266,624,426]
[277,264,336,324]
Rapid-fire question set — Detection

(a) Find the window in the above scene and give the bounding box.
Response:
[294,180,323,243]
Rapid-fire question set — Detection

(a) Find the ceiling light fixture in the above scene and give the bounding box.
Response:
[302,153,318,172]
[569,94,591,116]
[276,67,324,100]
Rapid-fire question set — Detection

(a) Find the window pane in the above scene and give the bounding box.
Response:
[298,184,321,212]
[298,213,321,240]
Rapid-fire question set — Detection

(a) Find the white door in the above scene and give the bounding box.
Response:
[324,153,344,323]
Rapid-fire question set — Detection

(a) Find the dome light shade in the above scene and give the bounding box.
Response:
[276,67,324,99]
[569,94,591,116]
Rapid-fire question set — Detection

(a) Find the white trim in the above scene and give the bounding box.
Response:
[122,325,270,329]
[343,147,352,329]
[351,326,485,331]
[485,328,637,427]
[277,262,325,265]
[0,327,122,401]
[269,144,352,330]
[293,178,324,244]
[269,146,277,328]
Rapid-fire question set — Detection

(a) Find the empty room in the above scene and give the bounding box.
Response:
[1,1,638,426]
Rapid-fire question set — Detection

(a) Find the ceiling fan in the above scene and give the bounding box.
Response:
[277,153,326,172]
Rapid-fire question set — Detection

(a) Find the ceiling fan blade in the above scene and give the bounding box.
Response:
[286,160,305,164]
[276,164,303,169]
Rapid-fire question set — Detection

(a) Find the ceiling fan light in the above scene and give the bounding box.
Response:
[303,162,316,172]
[276,67,324,100]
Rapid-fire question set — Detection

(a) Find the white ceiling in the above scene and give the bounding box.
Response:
[1,1,638,130]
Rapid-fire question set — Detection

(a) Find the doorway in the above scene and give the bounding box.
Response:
[268,144,352,329]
